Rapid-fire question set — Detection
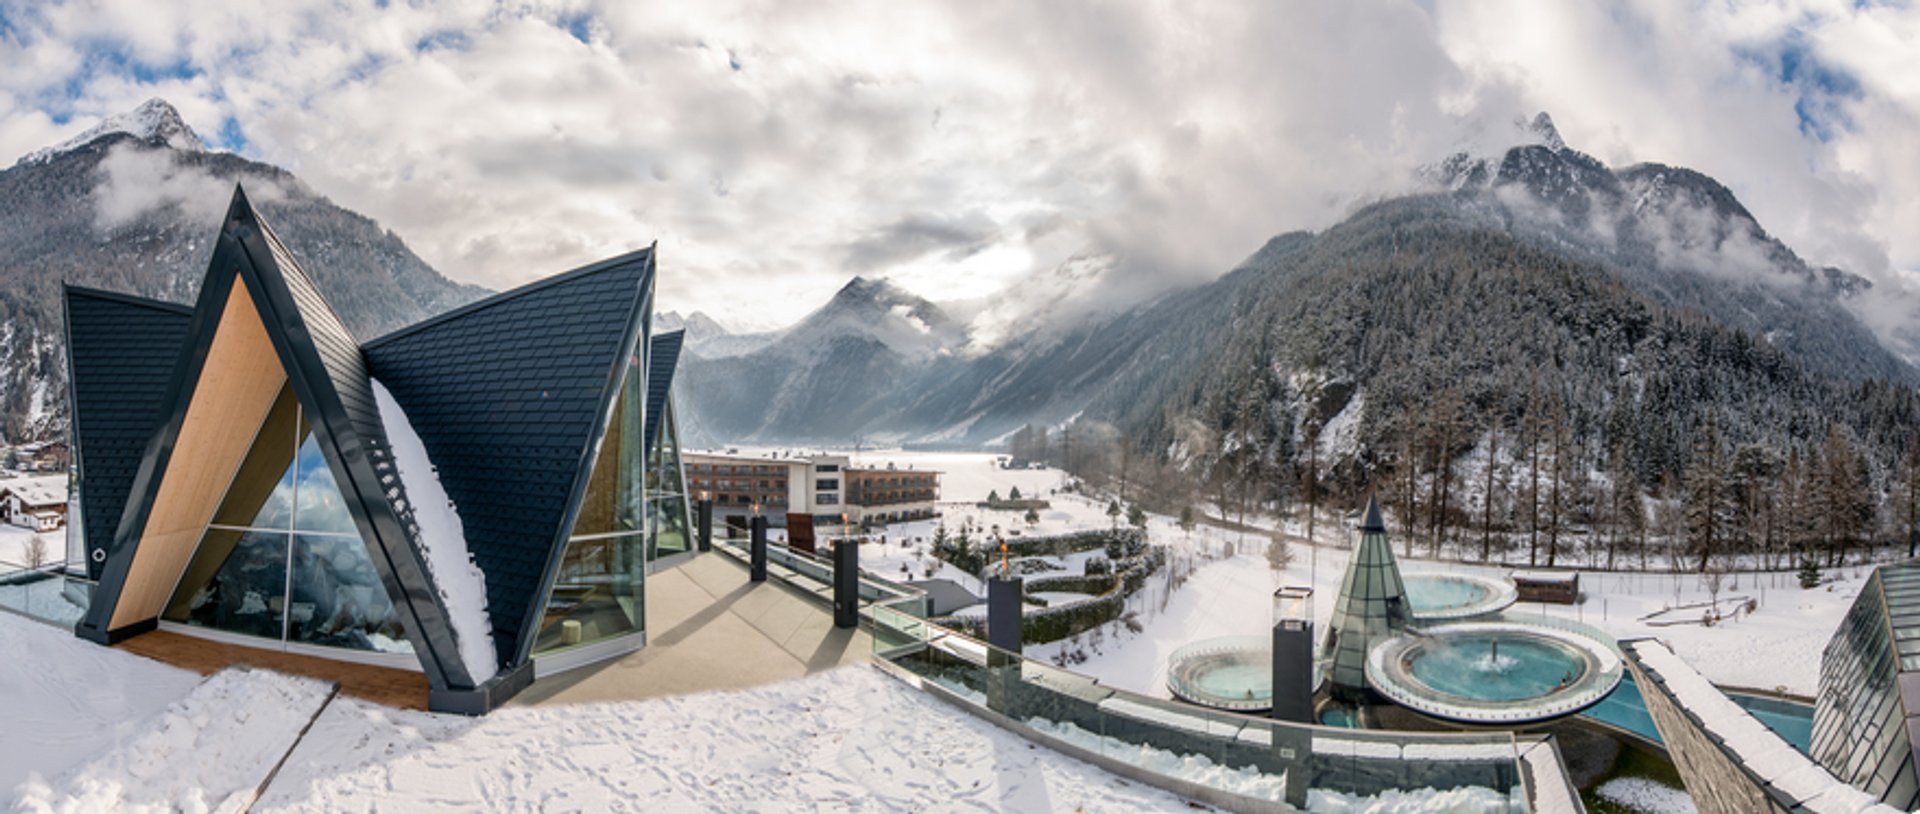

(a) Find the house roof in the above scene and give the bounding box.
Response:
[364,246,654,664]
[0,475,68,507]
[645,329,685,454]
[63,287,193,577]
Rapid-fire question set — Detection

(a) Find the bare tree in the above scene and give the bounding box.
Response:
[1481,419,1502,563]
[26,533,48,569]
[1525,372,1544,566]
[1304,417,1322,551]
[1546,388,1568,567]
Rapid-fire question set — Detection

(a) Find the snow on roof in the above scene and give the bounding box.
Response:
[1518,738,1584,814]
[1629,640,1903,813]
[1509,570,1578,584]
[1,476,67,507]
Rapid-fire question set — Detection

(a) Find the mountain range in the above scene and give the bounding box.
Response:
[4,103,1916,507]
[0,99,486,442]
[669,113,1919,510]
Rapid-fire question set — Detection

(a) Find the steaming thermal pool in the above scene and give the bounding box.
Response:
[1165,637,1279,713]
[1367,619,1622,725]
[1401,573,1518,621]
[1404,634,1585,702]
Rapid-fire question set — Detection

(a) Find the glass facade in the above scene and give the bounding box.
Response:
[1320,504,1410,698]
[646,400,692,560]
[163,384,411,654]
[1809,563,1920,809]
[533,327,648,656]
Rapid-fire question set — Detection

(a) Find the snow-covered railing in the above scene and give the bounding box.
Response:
[871,605,1558,812]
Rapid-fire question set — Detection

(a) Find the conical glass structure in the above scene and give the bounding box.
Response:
[1321,495,1411,698]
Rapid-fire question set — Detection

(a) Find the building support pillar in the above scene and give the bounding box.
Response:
[749,515,768,582]
[696,498,713,553]
[987,576,1024,654]
[833,537,859,629]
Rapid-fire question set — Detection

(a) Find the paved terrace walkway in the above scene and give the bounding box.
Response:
[515,551,871,706]
[112,552,867,712]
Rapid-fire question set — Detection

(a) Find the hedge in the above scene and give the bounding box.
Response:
[933,544,1168,645]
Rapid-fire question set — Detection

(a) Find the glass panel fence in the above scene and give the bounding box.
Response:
[0,570,93,626]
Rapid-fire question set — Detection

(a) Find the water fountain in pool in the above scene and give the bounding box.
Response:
[1368,623,1621,724]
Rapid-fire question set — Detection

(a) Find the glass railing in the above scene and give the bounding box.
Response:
[873,604,1531,811]
[0,565,93,627]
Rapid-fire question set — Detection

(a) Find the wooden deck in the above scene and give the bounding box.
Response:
[117,629,431,710]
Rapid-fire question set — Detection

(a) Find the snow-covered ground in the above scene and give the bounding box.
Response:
[0,610,202,795]
[18,668,337,813]
[0,524,59,571]
[260,663,1197,812]
[2,611,1195,812]
[1594,776,1699,813]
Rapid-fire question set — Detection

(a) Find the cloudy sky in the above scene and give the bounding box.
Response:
[1,0,1916,330]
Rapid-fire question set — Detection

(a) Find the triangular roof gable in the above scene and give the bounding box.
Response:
[363,245,655,666]
[63,286,194,580]
[645,329,685,454]
[80,187,479,691]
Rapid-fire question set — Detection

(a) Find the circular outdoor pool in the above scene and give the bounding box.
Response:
[1166,637,1274,713]
[1366,620,1621,725]
[1402,573,1518,621]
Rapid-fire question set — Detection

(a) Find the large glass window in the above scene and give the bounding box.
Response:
[646,400,692,560]
[535,331,647,656]
[163,383,410,655]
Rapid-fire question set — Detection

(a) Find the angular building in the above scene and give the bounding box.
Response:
[1807,561,1920,809]
[64,187,689,713]
[1319,496,1411,699]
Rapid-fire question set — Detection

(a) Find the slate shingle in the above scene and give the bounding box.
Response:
[363,249,653,661]
[64,287,193,580]
[644,329,684,454]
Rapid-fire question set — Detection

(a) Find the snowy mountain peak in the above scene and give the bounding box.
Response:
[16,98,206,167]
[1526,112,1566,152]
[782,275,967,359]
[1419,111,1573,191]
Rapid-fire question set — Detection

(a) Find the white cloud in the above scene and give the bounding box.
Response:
[0,0,1916,333]
[90,143,288,233]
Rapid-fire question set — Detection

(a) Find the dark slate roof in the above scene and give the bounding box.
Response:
[644,329,684,453]
[363,249,654,661]
[63,287,193,579]
[254,218,388,457]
